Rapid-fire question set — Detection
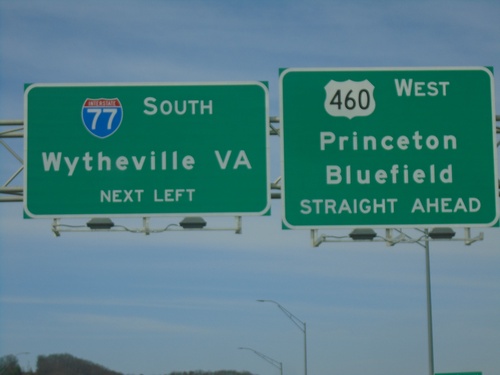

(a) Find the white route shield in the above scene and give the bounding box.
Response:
[324,79,375,119]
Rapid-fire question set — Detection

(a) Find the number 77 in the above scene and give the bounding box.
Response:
[87,108,118,130]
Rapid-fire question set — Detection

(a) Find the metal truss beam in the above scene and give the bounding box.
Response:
[0,120,24,202]
[1,116,499,203]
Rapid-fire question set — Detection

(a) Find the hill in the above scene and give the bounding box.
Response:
[36,354,123,375]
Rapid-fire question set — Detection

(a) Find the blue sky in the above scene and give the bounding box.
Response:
[1,1,500,375]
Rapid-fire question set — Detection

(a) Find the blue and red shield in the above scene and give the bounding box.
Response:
[82,98,123,138]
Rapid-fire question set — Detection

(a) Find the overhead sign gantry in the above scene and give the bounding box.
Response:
[24,82,270,218]
[280,67,498,229]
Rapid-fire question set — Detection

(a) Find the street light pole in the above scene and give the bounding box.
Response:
[238,347,283,375]
[257,299,307,375]
[424,230,435,375]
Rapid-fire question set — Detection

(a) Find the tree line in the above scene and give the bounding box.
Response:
[0,353,120,375]
[1,354,256,375]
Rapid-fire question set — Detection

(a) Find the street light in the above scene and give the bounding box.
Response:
[428,227,456,239]
[257,299,307,375]
[349,228,377,240]
[179,216,207,229]
[86,218,114,230]
[238,347,283,375]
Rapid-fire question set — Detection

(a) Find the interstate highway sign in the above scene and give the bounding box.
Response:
[280,67,498,229]
[24,82,270,218]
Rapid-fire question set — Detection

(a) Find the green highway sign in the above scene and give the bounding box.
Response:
[280,67,498,229]
[25,82,270,218]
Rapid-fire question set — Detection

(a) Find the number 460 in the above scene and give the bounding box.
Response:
[330,89,371,110]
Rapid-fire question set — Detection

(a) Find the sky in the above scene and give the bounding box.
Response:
[1,1,500,375]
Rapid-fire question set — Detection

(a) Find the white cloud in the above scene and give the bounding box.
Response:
[59,312,211,334]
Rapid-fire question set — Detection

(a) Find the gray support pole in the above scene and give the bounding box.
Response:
[424,230,435,375]
[303,322,307,375]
